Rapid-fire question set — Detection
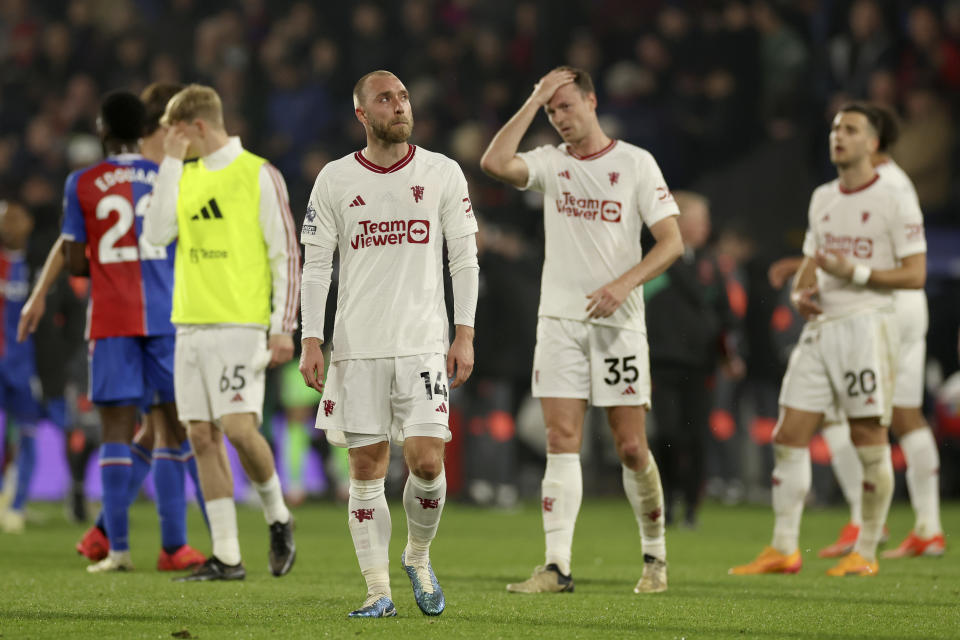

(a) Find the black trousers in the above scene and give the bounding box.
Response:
[651,364,711,523]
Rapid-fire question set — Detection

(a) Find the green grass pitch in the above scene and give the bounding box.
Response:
[1,499,958,639]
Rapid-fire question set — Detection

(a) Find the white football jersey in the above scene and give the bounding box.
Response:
[301,145,478,361]
[518,140,679,332]
[802,172,926,318]
[876,158,915,194]
[877,159,928,332]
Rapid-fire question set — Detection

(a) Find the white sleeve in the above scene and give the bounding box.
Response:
[447,233,479,327]
[891,188,926,259]
[300,243,334,342]
[635,151,680,228]
[515,145,550,192]
[440,161,479,241]
[301,169,339,249]
[143,156,183,246]
[258,163,301,335]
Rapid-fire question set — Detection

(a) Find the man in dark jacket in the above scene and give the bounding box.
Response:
[646,191,741,527]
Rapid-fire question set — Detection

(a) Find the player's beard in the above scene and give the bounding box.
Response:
[370,114,414,144]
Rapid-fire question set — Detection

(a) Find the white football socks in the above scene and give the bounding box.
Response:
[252,471,291,525]
[853,445,893,562]
[402,470,446,566]
[622,456,666,561]
[900,428,942,538]
[771,445,810,555]
[349,477,391,598]
[206,497,241,566]
[542,453,582,576]
[822,421,863,526]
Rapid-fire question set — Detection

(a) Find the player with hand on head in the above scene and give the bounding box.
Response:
[730,102,926,578]
[481,67,683,594]
[299,69,478,618]
[59,88,207,572]
[144,84,299,582]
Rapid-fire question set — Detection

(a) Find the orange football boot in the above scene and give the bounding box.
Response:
[881,532,946,559]
[826,552,878,576]
[729,546,802,575]
[819,522,859,558]
[158,544,207,571]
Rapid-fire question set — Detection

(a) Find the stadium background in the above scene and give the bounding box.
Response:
[2,0,960,510]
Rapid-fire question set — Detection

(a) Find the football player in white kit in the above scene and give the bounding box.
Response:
[731,103,926,577]
[766,106,944,560]
[481,67,683,594]
[299,70,479,618]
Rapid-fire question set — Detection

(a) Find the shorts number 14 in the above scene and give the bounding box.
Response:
[420,371,449,401]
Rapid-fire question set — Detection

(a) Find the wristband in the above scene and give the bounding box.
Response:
[851,264,871,286]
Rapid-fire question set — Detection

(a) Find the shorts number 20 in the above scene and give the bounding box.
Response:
[844,368,877,397]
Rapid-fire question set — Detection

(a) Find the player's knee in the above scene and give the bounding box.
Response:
[617,438,648,470]
[188,428,218,456]
[545,424,578,453]
[410,455,443,481]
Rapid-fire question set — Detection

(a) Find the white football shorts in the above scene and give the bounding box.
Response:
[532,316,650,407]
[892,289,927,408]
[174,325,271,425]
[316,352,452,448]
[780,309,898,425]
[822,291,926,424]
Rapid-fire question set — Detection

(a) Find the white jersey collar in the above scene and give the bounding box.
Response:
[202,137,243,171]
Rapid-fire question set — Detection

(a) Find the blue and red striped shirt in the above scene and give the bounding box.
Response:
[61,155,175,339]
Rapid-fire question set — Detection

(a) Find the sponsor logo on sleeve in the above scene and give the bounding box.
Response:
[302,225,317,235]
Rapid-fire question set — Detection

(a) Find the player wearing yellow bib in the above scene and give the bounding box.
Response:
[144,85,300,581]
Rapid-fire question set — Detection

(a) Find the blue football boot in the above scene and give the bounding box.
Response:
[401,551,445,616]
[348,594,397,618]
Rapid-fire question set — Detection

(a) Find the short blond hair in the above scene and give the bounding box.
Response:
[353,70,397,109]
[161,84,224,128]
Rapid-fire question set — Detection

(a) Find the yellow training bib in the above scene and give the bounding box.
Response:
[172,150,271,326]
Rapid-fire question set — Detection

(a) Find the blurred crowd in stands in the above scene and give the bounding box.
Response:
[1,0,959,515]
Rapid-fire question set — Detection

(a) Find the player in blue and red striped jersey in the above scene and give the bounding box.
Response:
[61,90,205,573]
[0,200,43,534]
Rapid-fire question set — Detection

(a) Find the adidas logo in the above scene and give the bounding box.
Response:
[622,385,636,395]
[435,403,447,414]
[231,392,244,403]
[348,195,366,207]
[558,170,571,179]
[190,198,224,220]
